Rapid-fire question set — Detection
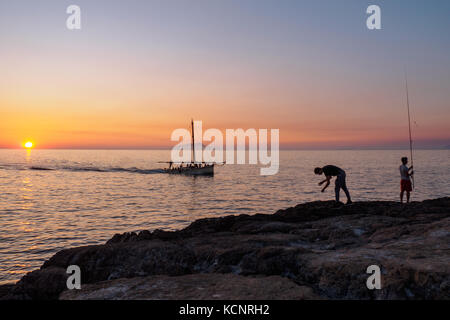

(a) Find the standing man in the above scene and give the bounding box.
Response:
[400,157,414,203]
[314,165,352,204]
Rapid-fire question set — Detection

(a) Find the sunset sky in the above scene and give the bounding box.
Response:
[1,0,449,149]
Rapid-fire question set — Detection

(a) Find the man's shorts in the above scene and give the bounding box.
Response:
[401,179,412,192]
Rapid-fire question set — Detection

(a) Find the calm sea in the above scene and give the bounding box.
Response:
[0,149,449,284]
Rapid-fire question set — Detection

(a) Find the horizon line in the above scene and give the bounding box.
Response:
[1,146,449,151]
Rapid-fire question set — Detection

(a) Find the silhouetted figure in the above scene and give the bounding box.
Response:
[314,165,352,204]
[400,157,414,203]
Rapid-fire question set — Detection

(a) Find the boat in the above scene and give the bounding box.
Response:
[163,162,214,176]
[161,119,215,176]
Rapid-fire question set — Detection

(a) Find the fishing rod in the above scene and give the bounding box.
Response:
[405,71,415,189]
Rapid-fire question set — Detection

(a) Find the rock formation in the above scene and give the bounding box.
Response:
[1,198,449,300]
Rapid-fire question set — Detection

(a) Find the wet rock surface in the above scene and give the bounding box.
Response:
[1,198,449,300]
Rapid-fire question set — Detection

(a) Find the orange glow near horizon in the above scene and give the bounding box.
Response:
[1,67,448,149]
[0,41,448,150]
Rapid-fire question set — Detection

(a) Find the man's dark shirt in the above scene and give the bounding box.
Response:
[322,165,344,177]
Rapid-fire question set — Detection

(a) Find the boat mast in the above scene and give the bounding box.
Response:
[191,118,195,163]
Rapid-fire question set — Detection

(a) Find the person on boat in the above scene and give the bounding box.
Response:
[400,157,414,203]
[314,165,352,204]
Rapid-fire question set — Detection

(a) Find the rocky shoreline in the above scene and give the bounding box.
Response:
[1,198,449,300]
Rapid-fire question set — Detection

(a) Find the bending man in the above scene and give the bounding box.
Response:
[314,165,352,204]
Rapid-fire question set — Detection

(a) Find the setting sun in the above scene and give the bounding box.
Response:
[24,142,33,149]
